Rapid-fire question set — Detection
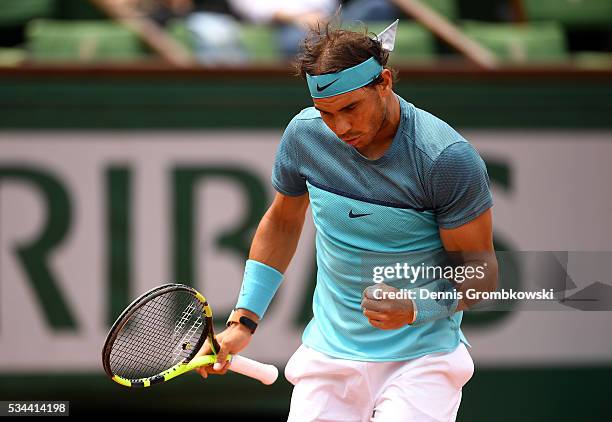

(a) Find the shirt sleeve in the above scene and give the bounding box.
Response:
[271,118,308,196]
[427,142,493,229]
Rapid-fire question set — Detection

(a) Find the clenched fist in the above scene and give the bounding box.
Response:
[361,283,416,330]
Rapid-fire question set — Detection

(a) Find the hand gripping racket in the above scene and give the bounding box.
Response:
[102,283,278,387]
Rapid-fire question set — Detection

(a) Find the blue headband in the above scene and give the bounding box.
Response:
[306,57,384,99]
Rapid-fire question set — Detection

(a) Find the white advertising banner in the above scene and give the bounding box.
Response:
[1,130,611,372]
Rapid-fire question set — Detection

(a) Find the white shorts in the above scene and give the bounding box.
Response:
[285,343,474,422]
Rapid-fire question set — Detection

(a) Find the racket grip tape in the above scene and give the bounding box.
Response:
[229,355,279,385]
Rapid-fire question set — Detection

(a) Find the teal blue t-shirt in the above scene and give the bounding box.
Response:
[272,95,493,361]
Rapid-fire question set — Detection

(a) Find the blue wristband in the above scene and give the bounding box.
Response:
[235,259,283,318]
[412,279,459,325]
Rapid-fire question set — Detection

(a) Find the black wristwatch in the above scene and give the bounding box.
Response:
[226,310,258,334]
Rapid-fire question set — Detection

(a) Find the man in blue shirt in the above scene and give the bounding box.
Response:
[197,22,498,422]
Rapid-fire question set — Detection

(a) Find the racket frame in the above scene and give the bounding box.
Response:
[102,283,218,388]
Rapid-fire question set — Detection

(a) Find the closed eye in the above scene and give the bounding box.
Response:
[340,101,360,112]
[315,101,359,116]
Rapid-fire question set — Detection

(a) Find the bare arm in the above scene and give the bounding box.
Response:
[196,192,309,376]
[439,208,499,311]
[249,192,310,274]
[232,192,310,323]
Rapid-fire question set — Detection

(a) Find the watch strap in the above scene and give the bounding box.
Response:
[226,309,258,334]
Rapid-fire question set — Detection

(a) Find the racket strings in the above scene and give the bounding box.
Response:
[111,299,185,378]
[109,291,208,380]
[111,295,203,378]
[170,306,203,364]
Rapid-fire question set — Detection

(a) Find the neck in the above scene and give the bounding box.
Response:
[357,94,401,160]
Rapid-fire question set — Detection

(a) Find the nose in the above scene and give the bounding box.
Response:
[333,116,351,138]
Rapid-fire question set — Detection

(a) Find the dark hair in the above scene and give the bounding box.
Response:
[293,22,398,86]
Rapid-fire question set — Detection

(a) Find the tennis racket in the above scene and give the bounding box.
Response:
[102,283,278,387]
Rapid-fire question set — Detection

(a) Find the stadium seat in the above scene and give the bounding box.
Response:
[462,21,568,63]
[522,0,612,28]
[573,51,612,69]
[167,19,194,51]
[238,25,281,63]
[365,22,437,63]
[25,20,147,62]
[168,20,279,64]
[0,0,54,27]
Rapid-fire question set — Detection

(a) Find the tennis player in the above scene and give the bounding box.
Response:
[197,21,498,422]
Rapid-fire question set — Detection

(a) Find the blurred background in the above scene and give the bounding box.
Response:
[0,0,611,420]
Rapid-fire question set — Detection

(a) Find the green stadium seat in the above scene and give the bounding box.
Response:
[366,22,437,63]
[168,20,280,64]
[26,20,148,62]
[167,19,194,51]
[169,19,439,65]
[166,19,258,65]
[238,25,281,63]
[522,0,612,28]
[462,21,568,63]
[573,51,612,69]
[0,0,54,26]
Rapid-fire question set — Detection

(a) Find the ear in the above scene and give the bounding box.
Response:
[378,69,393,96]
